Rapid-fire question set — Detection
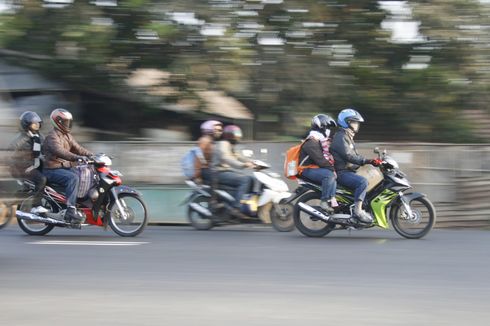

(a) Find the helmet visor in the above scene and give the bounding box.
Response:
[57,117,73,131]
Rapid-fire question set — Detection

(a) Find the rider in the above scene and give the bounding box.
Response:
[298,114,338,214]
[42,108,93,223]
[330,108,382,223]
[198,120,223,184]
[7,111,48,214]
[213,124,255,216]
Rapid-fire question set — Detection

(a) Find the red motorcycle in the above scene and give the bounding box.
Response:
[16,154,148,237]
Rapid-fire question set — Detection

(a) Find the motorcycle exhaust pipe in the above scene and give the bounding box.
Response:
[16,210,69,227]
[189,203,212,217]
[298,202,330,222]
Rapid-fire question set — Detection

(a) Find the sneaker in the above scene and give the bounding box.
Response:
[30,206,49,215]
[320,200,334,214]
[354,209,373,224]
[64,206,85,224]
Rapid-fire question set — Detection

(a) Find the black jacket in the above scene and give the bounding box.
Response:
[330,128,366,172]
[299,138,334,171]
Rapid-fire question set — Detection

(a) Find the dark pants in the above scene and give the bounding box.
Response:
[43,168,79,206]
[337,171,368,203]
[23,169,47,206]
[201,168,212,185]
[301,168,337,201]
[215,170,253,208]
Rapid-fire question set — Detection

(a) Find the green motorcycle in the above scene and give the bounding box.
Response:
[290,148,436,239]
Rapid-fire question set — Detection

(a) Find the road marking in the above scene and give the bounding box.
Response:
[27,241,148,246]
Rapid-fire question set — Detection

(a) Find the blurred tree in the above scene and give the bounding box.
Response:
[0,0,488,142]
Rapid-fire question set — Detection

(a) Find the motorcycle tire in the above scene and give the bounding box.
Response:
[390,196,436,239]
[17,196,55,236]
[293,191,334,238]
[187,194,214,230]
[109,193,148,237]
[0,202,13,229]
[270,203,295,232]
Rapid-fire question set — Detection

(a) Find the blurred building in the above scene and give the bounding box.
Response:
[0,59,80,148]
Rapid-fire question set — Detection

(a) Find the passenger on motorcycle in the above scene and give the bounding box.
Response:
[298,114,338,214]
[42,108,93,223]
[213,125,255,216]
[330,108,382,223]
[7,111,47,214]
[198,120,223,184]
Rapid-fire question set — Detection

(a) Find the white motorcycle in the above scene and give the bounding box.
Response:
[184,160,294,231]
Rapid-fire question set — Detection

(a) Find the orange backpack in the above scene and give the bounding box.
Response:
[284,139,318,180]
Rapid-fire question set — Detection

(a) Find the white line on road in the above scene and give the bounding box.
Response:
[27,241,149,246]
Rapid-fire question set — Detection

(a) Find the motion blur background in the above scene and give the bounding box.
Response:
[1,0,490,225]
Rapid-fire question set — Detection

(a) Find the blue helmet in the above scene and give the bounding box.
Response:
[337,108,364,129]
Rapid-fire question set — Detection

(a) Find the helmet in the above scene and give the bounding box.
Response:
[223,125,243,143]
[19,111,42,131]
[311,114,337,134]
[337,108,364,129]
[200,120,223,135]
[50,108,73,133]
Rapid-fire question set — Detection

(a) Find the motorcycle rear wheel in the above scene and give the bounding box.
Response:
[17,196,55,236]
[293,192,334,237]
[390,196,436,239]
[109,193,148,237]
[187,194,214,230]
[270,203,295,232]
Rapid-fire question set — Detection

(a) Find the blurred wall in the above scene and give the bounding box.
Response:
[83,141,490,204]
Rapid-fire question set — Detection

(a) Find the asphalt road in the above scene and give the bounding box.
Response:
[1,225,489,326]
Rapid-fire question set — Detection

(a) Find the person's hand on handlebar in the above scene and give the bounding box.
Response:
[77,156,90,164]
[244,161,255,168]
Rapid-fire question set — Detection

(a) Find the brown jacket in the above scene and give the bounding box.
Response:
[43,129,92,169]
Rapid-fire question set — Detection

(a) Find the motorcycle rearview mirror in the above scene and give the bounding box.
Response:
[374,147,380,154]
[242,149,254,158]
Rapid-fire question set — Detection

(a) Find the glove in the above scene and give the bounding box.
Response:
[367,158,383,167]
[77,156,89,164]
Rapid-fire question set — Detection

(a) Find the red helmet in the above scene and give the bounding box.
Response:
[50,108,73,133]
[223,125,243,143]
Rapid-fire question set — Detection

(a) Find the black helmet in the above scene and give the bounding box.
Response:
[19,111,42,131]
[311,114,337,135]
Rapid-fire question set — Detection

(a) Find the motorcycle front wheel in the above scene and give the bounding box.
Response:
[270,203,295,232]
[390,196,436,239]
[0,202,13,229]
[17,196,55,236]
[187,194,214,230]
[109,193,148,237]
[293,191,334,237]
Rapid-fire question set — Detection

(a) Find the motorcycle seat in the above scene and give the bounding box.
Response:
[298,176,352,193]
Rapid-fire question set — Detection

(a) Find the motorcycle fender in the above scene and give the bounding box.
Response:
[398,192,427,203]
[181,191,211,206]
[258,190,293,206]
[113,185,142,197]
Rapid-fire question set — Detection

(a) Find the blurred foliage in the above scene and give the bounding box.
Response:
[1,0,490,141]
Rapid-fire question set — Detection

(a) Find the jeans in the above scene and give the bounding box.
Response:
[337,170,368,203]
[301,168,337,201]
[43,168,79,206]
[215,170,253,208]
